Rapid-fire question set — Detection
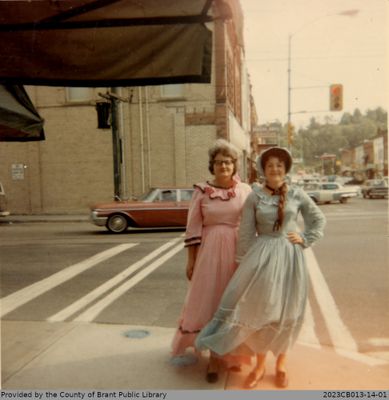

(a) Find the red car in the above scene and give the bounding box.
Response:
[90,187,194,233]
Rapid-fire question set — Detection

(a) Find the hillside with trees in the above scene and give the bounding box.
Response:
[285,107,387,168]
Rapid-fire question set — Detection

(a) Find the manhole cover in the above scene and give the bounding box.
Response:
[169,354,198,366]
[123,329,150,339]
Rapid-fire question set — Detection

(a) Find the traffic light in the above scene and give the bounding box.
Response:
[329,84,343,111]
[96,101,111,129]
[287,122,294,146]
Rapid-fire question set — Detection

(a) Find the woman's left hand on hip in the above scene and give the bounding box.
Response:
[287,232,304,245]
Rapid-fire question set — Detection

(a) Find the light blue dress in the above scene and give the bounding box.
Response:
[195,183,326,357]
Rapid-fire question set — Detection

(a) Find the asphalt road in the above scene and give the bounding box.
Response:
[1,197,388,363]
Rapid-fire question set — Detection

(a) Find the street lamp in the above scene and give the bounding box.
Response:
[287,9,359,152]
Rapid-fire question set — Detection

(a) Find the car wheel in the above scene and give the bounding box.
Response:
[106,214,128,233]
[339,197,348,204]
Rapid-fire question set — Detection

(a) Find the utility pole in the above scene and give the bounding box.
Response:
[110,87,122,200]
[286,10,359,154]
[287,34,292,152]
[98,88,128,201]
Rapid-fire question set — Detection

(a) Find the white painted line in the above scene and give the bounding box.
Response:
[367,338,389,347]
[364,351,389,362]
[74,241,184,322]
[306,248,388,366]
[298,301,321,349]
[306,247,358,353]
[47,237,183,322]
[1,244,137,317]
[337,349,388,366]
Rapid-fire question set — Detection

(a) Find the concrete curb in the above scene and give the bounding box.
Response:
[1,214,89,223]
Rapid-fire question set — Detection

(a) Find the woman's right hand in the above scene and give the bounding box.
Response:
[186,245,198,280]
[186,261,195,280]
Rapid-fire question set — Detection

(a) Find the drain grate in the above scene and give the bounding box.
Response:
[169,354,198,366]
[123,329,150,339]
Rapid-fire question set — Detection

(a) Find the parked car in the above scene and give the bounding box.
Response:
[303,182,358,204]
[341,182,362,197]
[90,187,194,233]
[0,182,10,217]
[361,179,389,199]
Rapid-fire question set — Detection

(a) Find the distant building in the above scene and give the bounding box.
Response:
[340,128,388,179]
[248,123,282,182]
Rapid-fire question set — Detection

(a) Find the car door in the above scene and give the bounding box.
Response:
[142,189,181,227]
[175,189,194,225]
[323,183,341,201]
[321,184,334,202]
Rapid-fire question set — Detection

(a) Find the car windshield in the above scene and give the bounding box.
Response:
[304,183,319,190]
[137,189,159,202]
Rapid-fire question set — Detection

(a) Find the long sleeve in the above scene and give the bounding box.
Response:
[236,191,258,262]
[298,188,326,248]
[184,188,203,247]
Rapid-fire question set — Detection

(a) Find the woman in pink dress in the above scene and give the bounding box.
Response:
[171,139,251,383]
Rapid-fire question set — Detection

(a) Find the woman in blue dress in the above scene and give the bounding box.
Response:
[195,147,326,388]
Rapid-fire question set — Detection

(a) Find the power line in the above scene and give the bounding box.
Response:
[245,54,385,62]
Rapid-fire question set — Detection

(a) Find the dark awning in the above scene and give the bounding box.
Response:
[0,0,216,87]
[0,85,45,141]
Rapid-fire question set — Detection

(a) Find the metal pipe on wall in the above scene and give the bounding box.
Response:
[145,86,152,188]
[110,87,122,200]
[116,87,129,200]
[138,87,145,193]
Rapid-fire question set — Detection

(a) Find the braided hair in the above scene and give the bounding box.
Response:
[261,149,290,231]
[273,181,288,231]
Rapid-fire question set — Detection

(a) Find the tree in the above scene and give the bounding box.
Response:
[352,108,363,124]
[340,112,353,125]
[290,107,387,169]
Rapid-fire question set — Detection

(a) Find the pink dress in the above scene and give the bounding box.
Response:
[171,179,252,356]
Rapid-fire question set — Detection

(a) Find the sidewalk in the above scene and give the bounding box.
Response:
[2,320,388,390]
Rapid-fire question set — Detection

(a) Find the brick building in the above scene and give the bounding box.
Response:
[340,129,388,179]
[0,0,257,214]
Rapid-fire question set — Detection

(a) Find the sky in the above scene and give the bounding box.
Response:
[239,0,387,128]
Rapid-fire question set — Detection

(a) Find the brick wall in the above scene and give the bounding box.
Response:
[0,88,114,214]
[0,1,253,213]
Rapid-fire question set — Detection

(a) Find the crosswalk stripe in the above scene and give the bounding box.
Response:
[306,248,358,352]
[0,243,137,317]
[298,301,321,349]
[74,241,184,322]
[47,237,183,322]
[306,248,387,366]
[367,338,389,346]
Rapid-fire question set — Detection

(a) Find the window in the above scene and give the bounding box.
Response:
[180,189,194,201]
[160,190,177,202]
[323,184,337,190]
[66,87,92,102]
[305,184,318,191]
[161,84,184,98]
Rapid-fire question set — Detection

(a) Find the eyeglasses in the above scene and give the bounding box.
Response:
[213,160,234,166]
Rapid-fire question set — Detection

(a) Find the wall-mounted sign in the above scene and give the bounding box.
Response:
[11,163,25,180]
